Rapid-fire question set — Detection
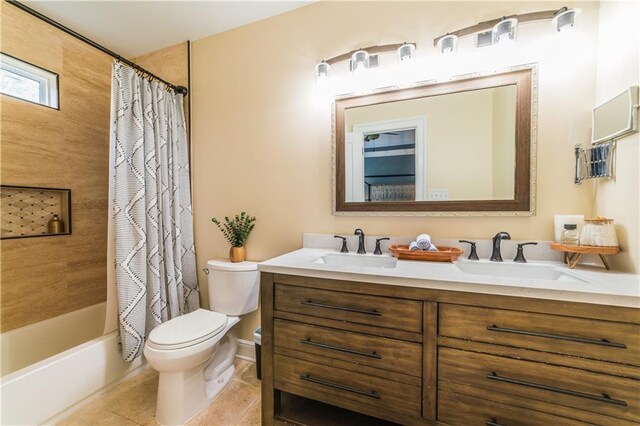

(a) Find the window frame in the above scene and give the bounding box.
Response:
[0,52,59,110]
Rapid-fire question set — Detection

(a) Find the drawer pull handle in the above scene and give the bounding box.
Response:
[485,372,628,406]
[300,338,382,359]
[301,300,382,316]
[300,374,381,399]
[487,325,626,349]
[486,419,508,426]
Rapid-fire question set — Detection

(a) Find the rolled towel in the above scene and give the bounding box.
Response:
[409,241,421,251]
[427,246,439,252]
[416,234,433,250]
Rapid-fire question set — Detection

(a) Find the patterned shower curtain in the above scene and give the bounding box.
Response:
[110,61,199,361]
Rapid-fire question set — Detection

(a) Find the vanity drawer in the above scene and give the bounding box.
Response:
[273,354,421,419]
[438,347,640,423]
[274,284,422,333]
[438,389,587,426]
[439,304,640,366]
[274,319,422,377]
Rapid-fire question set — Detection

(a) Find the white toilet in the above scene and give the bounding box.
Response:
[144,260,260,425]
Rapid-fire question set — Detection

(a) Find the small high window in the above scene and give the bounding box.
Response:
[0,52,59,109]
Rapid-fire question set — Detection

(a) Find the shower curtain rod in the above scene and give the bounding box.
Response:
[6,0,189,96]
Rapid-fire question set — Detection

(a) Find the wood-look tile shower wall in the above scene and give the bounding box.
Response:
[0,5,112,332]
[0,5,191,332]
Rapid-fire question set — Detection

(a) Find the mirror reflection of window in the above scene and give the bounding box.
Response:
[364,130,416,202]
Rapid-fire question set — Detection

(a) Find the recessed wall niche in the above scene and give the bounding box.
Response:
[0,185,71,239]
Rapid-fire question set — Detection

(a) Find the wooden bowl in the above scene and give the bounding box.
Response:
[389,245,463,262]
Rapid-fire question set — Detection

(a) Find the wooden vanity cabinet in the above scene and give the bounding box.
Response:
[261,272,640,426]
[265,275,429,424]
[438,303,640,426]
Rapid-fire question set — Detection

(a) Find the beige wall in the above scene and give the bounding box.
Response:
[191,1,603,340]
[0,4,111,332]
[593,1,640,273]
[344,89,499,200]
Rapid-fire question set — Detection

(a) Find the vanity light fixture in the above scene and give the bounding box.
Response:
[351,50,370,72]
[397,43,416,61]
[314,42,417,79]
[553,7,581,32]
[434,6,576,52]
[493,17,518,45]
[437,35,458,54]
[315,61,330,78]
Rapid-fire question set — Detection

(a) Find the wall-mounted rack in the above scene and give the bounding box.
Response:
[574,141,615,185]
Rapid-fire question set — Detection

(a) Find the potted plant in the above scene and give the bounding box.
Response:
[211,212,256,262]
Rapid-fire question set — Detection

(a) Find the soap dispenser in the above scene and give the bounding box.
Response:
[48,214,64,234]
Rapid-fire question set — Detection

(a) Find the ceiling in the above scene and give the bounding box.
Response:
[22,1,312,58]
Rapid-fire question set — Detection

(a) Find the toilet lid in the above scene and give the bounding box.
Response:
[207,259,258,272]
[147,309,227,350]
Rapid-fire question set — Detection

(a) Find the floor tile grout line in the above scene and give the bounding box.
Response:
[108,409,146,426]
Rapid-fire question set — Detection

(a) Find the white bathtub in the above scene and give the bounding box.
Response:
[0,302,143,425]
[1,302,108,376]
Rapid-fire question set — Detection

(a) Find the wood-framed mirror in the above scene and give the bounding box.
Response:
[333,66,536,215]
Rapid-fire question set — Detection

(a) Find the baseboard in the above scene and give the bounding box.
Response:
[236,338,256,362]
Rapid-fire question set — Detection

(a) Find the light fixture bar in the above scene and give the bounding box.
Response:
[325,43,417,65]
[433,7,566,46]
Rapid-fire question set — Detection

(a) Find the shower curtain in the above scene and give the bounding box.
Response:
[110,61,199,361]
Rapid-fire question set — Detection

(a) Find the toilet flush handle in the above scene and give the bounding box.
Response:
[202,268,209,275]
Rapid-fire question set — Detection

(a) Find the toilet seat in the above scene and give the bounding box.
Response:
[146,309,227,350]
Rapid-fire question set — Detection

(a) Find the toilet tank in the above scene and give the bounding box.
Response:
[206,260,260,316]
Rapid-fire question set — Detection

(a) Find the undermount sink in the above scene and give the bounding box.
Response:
[454,260,586,282]
[315,253,398,269]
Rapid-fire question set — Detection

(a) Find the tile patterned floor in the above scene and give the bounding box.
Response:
[57,359,260,426]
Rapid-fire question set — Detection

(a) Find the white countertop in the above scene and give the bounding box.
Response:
[259,248,640,308]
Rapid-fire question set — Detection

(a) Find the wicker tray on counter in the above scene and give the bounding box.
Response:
[389,244,463,262]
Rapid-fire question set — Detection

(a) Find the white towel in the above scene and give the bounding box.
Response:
[416,234,432,250]
[427,246,438,252]
[409,241,421,251]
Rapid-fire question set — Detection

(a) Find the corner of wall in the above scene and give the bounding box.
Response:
[593,0,640,273]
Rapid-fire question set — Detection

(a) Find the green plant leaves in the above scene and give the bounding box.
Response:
[211,211,256,247]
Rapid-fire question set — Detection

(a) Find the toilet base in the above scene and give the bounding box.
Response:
[155,363,210,426]
[205,364,235,401]
[153,326,239,425]
[204,327,237,400]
